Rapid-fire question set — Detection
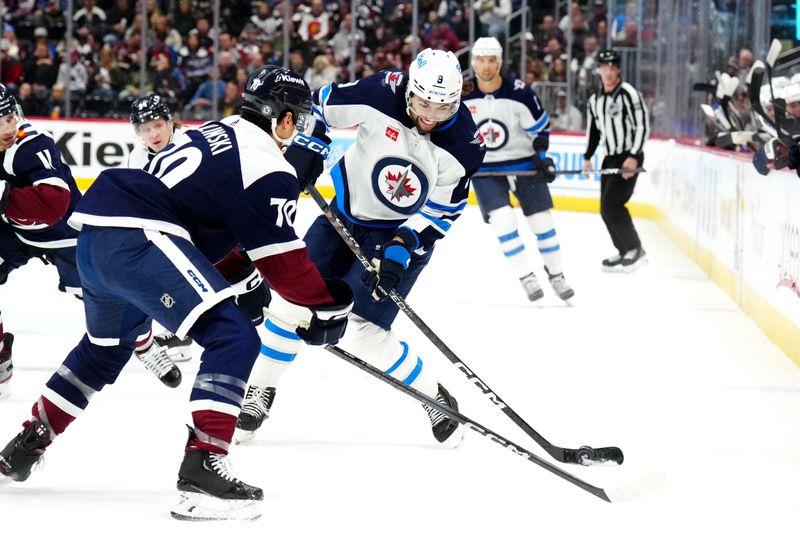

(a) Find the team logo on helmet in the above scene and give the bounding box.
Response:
[250,78,264,91]
[371,157,428,214]
[476,119,508,151]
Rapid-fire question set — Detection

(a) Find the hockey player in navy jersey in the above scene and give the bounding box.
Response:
[464,37,574,303]
[235,48,485,448]
[0,85,82,399]
[0,66,354,521]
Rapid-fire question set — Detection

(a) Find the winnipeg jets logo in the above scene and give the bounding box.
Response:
[382,71,404,94]
[476,118,508,151]
[385,165,417,201]
[250,78,264,91]
[371,157,428,214]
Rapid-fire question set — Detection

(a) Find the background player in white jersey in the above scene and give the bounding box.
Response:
[0,66,354,521]
[464,37,574,303]
[0,85,83,398]
[235,49,485,447]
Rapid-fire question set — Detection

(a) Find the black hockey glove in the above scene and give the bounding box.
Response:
[227,264,271,325]
[284,121,331,193]
[533,154,557,183]
[787,139,800,173]
[0,180,9,214]
[296,278,354,345]
[360,229,416,302]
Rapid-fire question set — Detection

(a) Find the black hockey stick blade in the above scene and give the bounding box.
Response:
[692,82,716,94]
[305,185,624,466]
[325,345,663,502]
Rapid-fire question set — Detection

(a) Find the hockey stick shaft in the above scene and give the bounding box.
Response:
[325,345,663,503]
[473,167,646,178]
[305,185,622,466]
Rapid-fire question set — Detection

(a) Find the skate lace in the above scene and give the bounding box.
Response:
[550,274,569,292]
[424,393,449,428]
[520,273,541,293]
[241,387,273,418]
[136,345,175,378]
[208,453,237,483]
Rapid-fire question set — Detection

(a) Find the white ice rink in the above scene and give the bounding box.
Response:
[1,200,799,533]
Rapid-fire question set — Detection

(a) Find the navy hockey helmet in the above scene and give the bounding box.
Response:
[0,84,19,118]
[130,93,172,126]
[597,48,621,67]
[241,65,313,129]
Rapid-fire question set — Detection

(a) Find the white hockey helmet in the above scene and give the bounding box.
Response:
[470,37,503,63]
[406,48,463,122]
[781,83,800,104]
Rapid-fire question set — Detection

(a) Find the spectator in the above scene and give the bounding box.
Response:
[421,16,462,53]
[46,83,67,118]
[588,0,608,34]
[289,51,308,79]
[152,53,187,103]
[298,0,331,46]
[551,89,582,131]
[186,70,225,116]
[329,13,364,59]
[220,80,243,116]
[0,41,23,91]
[549,55,568,83]
[596,18,609,45]
[105,0,135,42]
[17,82,44,117]
[217,51,237,83]
[611,1,638,46]
[23,40,58,89]
[250,2,281,43]
[152,15,182,52]
[534,15,564,56]
[178,31,212,98]
[474,0,511,42]
[304,54,339,90]
[172,0,197,38]
[217,32,242,65]
[73,0,107,38]
[193,18,215,49]
[35,1,68,42]
[57,50,89,99]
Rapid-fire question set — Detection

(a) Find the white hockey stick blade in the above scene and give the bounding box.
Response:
[746,61,765,85]
[730,131,754,144]
[767,39,782,68]
[171,491,262,521]
[604,471,667,503]
[700,103,715,118]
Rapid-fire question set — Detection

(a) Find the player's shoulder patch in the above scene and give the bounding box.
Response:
[14,122,40,145]
[380,70,405,94]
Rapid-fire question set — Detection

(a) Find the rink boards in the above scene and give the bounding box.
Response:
[29,118,800,367]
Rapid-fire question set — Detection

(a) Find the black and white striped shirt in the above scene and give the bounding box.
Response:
[584,81,649,159]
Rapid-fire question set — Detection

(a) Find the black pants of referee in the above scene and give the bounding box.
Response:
[600,152,644,255]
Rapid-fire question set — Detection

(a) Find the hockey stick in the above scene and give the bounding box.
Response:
[305,184,624,466]
[473,167,646,178]
[325,344,665,502]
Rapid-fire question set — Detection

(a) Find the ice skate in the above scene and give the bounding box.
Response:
[234,385,276,445]
[423,383,465,448]
[153,331,193,363]
[601,253,624,272]
[544,267,575,303]
[171,429,263,521]
[0,419,49,485]
[620,248,647,273]
[0,333,13,400]
[519,272,544,302]
[135,342,182,388]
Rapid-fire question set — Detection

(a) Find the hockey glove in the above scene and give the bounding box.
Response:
[227,264,271,325]
[787,139,800,172]
[0,180,9,214]
[533,154,557,183]
[360,230,416,302]
[284,121,331,193]
[296,278,354,345]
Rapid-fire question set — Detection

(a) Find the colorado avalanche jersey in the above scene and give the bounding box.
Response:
[462,75,550,171]
[313,71,485,252]
[69,116,331,306]
[127,126,188,169]
[1,121,81,249]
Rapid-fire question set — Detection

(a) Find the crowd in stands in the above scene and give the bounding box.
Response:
[0,0,641,129]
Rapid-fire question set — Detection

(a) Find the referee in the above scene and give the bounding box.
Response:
[582,48,649,272]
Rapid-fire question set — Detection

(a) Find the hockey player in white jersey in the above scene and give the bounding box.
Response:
[235,48,486,446]
[463,37,574,303]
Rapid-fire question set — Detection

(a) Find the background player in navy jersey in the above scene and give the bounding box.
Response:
[0,66,354,522]
[464,37,574,304]
[235,48,485,448]
[0,85,82,399]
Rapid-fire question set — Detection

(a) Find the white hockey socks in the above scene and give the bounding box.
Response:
[488,206,531,279]
[337,316,438,398]
[247,296,309,389]
[526,210,564,276]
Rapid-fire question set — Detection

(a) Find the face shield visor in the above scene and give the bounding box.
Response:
[408,93,458,123]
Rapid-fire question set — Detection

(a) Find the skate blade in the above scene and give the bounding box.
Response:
[439,424,466,449]
[621,258,648,274]
[602,264,625,273]
[170,491,262,521]
[233,428,257,445]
